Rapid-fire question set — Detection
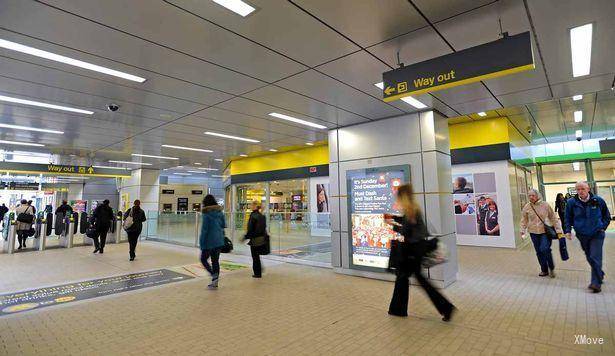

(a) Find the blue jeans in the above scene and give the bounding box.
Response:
[530,233,554,273]
[577,232,605,286]
[200,249,220,277]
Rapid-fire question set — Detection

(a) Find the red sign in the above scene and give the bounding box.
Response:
[309,167,317,173]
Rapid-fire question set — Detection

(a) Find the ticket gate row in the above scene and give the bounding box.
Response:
[1,212,126,254]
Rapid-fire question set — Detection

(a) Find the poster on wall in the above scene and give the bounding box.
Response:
[69,200,87,213]
[309,177,331,237]
[453,172,499,237]
[347,165,409,270]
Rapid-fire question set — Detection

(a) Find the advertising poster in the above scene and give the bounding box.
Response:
[69,200,87,213]
[309,177,331,237]
[453,172,499,237]
[348,165,409,270]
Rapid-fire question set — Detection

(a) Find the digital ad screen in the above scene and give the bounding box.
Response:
[347,165,409,270]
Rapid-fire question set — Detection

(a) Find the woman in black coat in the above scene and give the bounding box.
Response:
[124,199,147,261]
[244,201,268,278]
[385,183,456,321]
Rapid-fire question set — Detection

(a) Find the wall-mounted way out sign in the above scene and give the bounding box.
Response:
[381,32,534,102]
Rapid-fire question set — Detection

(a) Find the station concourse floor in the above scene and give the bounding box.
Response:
[1,236,615,355]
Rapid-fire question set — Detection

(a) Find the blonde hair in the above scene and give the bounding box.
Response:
[396,183,420,223]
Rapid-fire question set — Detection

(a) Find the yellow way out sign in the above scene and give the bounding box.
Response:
[381,32,535,102]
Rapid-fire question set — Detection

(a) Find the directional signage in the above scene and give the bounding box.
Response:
[382,32,534,102]
[0,162,131,177]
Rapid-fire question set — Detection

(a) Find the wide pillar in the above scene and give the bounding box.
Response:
[329,111,457,288]
[118,169,160,212]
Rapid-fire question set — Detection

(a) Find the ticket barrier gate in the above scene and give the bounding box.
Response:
[1,222,16,254]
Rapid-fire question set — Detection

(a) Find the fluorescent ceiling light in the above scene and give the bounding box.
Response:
[306,142,314,146]
[211,175,225,178]
[212,0,255,17]
[187,171,207,174]
[108,160,152,166]
[400,96,428,109]
[161,144,213,153]
[572,162,581,171]
[92,165,128,170]
[176,166,184,168]
[0,38,146,83]
[575,129,583,138]
[239,154,248,157]
[131,153,179,160]
[214,158,223,162]
[0,123,64,134]
[194,162,202,165]
[570,23,593,77]
[197,168,218,171]
[269,148,278,152]
[0,95,94,115]
[173,173,191,176]
[205,131,260,143]
[574,110,583,123]
[477,112,487,117]
[0,139,44,147]
[573,95,583,101]
[375,82,427,109]
[268,112,327,129]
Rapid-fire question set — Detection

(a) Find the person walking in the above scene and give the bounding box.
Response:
[15,199,35,250]
[0,203,9,228]
[244,201,268,278]
[564,181,611,293]
[555,193,566,226]
[91,199,114,254]
[521,189,563,277]
[55,200,73,217]
[385,183,456,321]
[123,200,147,261]
[199,195,226,289]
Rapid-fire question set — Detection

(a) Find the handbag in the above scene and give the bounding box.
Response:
[221,236,233,253]
[559,237,569,261]
[85,226,98,239]
[422,238,447,268]
[387,239,405,273]
[16,206,34,224]
[259,235,271,255]
[123,208,134,231]
[529,203,558,239]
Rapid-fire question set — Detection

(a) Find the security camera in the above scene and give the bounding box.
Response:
[576,136,582,142]
[107,103,120,112]
[526,126,532,135]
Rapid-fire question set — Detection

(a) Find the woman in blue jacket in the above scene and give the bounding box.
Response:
[199,195,226,289]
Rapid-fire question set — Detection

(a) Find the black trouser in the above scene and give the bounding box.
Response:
[389,246,453,317]
[93,225,109,250]
[201,248,220,277]
[127,231,140,258]
[17,231,28,248]
[250,246,262,277]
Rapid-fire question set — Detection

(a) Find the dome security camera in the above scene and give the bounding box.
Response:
[107,104,120,112]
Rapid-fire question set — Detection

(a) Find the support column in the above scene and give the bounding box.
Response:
[328,111,457,287]
[118,169,160,212]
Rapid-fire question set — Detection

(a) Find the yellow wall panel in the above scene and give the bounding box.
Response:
[449,117,510,150]
[230,145,329,175]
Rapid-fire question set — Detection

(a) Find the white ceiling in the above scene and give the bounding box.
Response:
[0,0,613,169]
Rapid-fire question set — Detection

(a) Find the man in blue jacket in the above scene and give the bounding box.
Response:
[564,181,611,293]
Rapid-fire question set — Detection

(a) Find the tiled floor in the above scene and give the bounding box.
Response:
[0,237,614,355]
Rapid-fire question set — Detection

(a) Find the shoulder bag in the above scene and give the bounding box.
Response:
[16,206,34,224]
[123,208,134,231]
[529,203,558,239]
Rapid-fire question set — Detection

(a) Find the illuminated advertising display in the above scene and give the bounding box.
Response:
[347,165,409,270]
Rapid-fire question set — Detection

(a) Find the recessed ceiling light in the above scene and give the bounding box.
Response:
[92,165,128,170]
[205,131,260,143]
[108,160,152,166]
[477,112,487,117]
[197,168,219,171]
[131,153,179,160]
[570,23,592,77]
[0,38,146,83]
[575,129,583,138]
[0,95,94,115]
[0,123,64,134]
[268,113,327,129]
[161,144,213,153]
[574,110,583,123]
[173,173,191,176]
[400,96,428,109]
[0,139,44,147]
[572,95,583,101]
[176,165,184,168]
[239,154,248,157]
[214,158,223,162]
[306,142,314,146]
[212,0,255,17]
[269,148,278,152]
